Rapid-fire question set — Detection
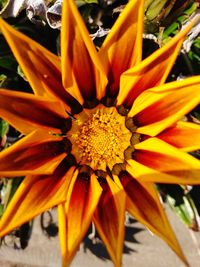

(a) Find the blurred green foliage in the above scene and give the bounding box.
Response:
[158,184,200,230]
[0,0,8,10]
[0,119,8,138]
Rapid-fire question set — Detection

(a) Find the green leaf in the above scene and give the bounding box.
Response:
[145,0,168,21]
[188,37,200,66]
[75,0,98,7]
[0,178,23,217]
[0,74,7,86]
[0,119,8,138]
[0,0,9,11]
[0,204,3,217]
[7,178,23,204]
[162,2,198,40]
[167,193,199,230]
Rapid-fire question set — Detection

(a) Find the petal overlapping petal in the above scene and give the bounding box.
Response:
[61,0,107,102]
[99,0,144,97]
[117,22,195,106]
[58,173,102,267]
[0,89,68,134]
[0,130,66,177]
[93,176,126,267]
[25,50,80,111]
[115,172,188,265]
[0,164,75,237]
[158,121,200,152]
[129,76,200,136]
[0,0,199,267]
[128,138,200,184]
[0,18,58,97]
[0,19,78,111]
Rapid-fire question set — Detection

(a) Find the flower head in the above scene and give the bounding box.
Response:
[0,0,200,266]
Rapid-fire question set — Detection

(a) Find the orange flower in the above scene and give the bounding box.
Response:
[0,0,200,266]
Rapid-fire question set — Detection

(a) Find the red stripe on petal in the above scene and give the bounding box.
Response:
[61,0,107,102]
[0,130,66,176]
[93,177,125,267]
[0,90,68,134]
[129,76,200,136]
[134,150,186,172]
[28,51,81,111]
[132,138,200,184]
[0,165,75,237]
[99,0,144,97]
[158,121,200,152]
[118,22,196,107]
[118,172,188,265]
[58,173,102,266]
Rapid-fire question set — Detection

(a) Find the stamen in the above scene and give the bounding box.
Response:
[68,105,132,171]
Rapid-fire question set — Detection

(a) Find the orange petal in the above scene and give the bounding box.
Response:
[27,49,81,112]
[116,172,188,266]
[117,21,195,106]
[129,76,200,136]
[0,165,75,237]
[58,173,102,267]
[128,137,200,184]
[0,89,68,134]
[93,176,126,267]
[0,19,77,108]
[158,121,200,152]
[61,0,107,102]
[0,130,66,177]
[99,0,144,97]
[127,159,200,186]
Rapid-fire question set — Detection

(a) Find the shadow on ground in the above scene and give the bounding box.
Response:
[83,217,144,261]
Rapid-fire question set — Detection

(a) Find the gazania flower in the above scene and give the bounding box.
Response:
[0,0,200,266]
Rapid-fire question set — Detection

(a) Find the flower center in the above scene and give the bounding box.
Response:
[68,105,132,171]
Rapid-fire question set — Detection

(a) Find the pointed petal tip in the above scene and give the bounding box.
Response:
[0,164,73,239]
[58,173,102,267]
[118,171,190,267]
[93,176,125,267]
[117,18,199,107]
[61,0,107,101]
[99,0,144,97]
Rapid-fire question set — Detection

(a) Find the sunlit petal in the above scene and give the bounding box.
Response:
[0,89,68,134]
[0,165,75,237]
[58,173,102,267]
[93,176,126,267]
[117,22,195,106]
[0,18,80,111]
[115,172,188,265]
[0,130,66,177]
[61,0,107,102]
[158,121,200,152]
[127,138,200,184]
[27,50,81,111]
[0,1,199,267]
[129,76,200,136]
[99,0,144,97]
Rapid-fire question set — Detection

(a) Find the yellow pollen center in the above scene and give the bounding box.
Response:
[68,105,131,171]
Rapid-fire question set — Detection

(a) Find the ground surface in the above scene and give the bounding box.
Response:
[0,207,200,267]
